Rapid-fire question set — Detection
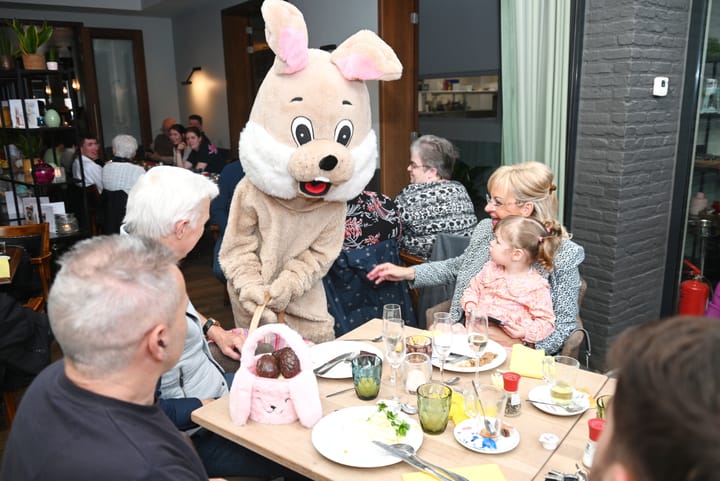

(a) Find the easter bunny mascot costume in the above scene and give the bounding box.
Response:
[219,0,403,343]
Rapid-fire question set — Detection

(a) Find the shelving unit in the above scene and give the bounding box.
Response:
[419,89,498,118]
[0,67,87,231]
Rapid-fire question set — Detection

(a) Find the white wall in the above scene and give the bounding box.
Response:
[2,7,179,144]
[172,0,380,149]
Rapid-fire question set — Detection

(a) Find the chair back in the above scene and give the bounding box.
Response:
[560,278,591,367]
[100,189,129,234]
[0,223,51,310]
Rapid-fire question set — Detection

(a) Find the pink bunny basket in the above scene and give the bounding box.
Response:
[229,323,322,428]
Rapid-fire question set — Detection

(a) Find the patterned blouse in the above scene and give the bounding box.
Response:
[395,180,477,259]
[413,218,585,354]
[342,191,402,250]
[460,260,555,344]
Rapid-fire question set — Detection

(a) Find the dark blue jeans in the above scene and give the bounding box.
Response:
[191,428,309,480]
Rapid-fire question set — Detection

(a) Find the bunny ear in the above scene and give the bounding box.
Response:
[229,369,256,425]
[331,30,403,81]
[262,0,309,74]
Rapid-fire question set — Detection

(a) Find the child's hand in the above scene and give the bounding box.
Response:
[502,323,526,340]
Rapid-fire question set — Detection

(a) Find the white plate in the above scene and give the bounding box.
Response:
[453,418,520,454]
[527,384,590,416]
[432,338,506,373]
[311,405,423,468]
[310,341,384,379]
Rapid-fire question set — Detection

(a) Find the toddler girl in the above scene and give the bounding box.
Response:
[461,215,562,346]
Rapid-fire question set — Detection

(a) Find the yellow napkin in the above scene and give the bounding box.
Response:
[0,257,9,278]
[508,344,545,379]
[402,463,506,481]
[449,391,468,425]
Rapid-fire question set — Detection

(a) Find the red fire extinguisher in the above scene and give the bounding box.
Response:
[678,260,711,315]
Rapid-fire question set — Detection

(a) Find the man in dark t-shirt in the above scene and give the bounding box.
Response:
[0,236,207,481]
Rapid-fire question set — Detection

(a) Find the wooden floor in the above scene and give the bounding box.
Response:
[0,228,234,463]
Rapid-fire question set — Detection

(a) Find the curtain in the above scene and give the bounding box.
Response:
[500,0,571,217]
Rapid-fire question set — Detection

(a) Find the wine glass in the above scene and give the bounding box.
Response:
[382,303,401,322]
[383,316,406,398]
[431,312,453,381]
[466,311,489,387]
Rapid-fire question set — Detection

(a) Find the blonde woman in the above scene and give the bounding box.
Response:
[368,161,584,354]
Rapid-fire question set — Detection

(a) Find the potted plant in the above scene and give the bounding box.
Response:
[0,28,16,71]
[8,19,53,70]
[46,46,58,70]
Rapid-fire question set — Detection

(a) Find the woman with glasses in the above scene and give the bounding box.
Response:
[368,161,584,354]
[395,135,477,259]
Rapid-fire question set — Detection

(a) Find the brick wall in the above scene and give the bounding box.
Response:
[571,0,692,370]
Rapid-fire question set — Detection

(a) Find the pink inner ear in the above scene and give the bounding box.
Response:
[278,27,308,74]
[334,54,383,81]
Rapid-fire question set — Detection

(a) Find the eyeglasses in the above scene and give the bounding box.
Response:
[485,193,523,208]
[408,161,430,170]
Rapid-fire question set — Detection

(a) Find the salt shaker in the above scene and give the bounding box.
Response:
[582,418,606,468]
[503,371,521,417]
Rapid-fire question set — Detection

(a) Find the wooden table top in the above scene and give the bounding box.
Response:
[0,246,24,285]
[192,318,609,481]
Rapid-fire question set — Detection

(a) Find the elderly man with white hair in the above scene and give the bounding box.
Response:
[123,166,305,480]
[102,134,145,194]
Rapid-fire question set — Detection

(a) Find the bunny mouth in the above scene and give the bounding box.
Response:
[299,178,332,197]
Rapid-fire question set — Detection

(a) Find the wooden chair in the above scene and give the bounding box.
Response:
[0,223,52,312]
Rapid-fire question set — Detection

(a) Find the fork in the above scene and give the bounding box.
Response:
[343,335,382,342]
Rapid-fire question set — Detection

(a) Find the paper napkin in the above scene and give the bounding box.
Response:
[0,257,9,279]
[402,463,506,481]
[508,344,546,379]
[449,391,469,425]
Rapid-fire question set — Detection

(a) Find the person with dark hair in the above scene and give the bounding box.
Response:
[591,316,720,481]
[169,123,191,168]
[185,126,224,174]
[188,114,211,144]
[72,134,103,193]
[394,134,477,259]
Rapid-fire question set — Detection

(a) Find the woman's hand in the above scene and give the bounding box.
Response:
[177,141,186,151]
[367,262,415,284]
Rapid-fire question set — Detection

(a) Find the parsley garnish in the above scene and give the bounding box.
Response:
[377,402,410,438]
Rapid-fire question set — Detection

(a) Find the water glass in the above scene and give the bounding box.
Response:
[382,303,402,322]
[402,352,432,395]
[0,241,5,256]
[417,382,452,435]
[383,316,405,391]
[542,355,580,405]
[351,354,382,400]
[475,384,507,438]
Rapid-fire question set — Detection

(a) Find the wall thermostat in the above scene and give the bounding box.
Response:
[653,77,669,97]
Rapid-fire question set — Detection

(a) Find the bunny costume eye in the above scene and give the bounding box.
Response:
[334,120,353,146]
[291,116,314,146]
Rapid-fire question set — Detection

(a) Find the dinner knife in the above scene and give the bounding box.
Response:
[371,441,456,481]
[313,351,358,375]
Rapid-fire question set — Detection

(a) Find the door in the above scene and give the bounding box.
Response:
[79,28,151,155]
[378,0,419,198]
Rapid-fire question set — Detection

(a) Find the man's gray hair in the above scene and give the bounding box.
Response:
[48,235,181,377]
[112,134,138,160]
[123,166,218,239]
